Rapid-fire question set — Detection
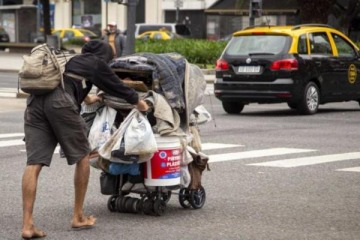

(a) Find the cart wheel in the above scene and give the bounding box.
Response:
[161,191,172,204]
[120,196,130,213]
[153,199,166,216]
[133,198,142,213]
[142,198,154,215]
[107,195,117,212]
[115,196,124,212]
[179,188,192,209]
[190,186,206,209]
[125,197,139,213]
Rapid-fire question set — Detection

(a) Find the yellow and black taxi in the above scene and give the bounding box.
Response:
[214,24,360,115]
[52,28,98,43]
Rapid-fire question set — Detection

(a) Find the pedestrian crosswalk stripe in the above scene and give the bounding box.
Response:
[336,167,360,172]
[201,143,242,151]
[248,152,360,168]
[0,133,24,138]
[208,148,315,163]
[0,139,24,147]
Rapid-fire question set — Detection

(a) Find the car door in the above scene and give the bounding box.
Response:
[308,32,339,100]
[330,32,360,99]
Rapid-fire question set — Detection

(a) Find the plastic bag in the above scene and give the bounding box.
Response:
[124,110,157,155]
[88,106,117,151]
[180,165,191,188]
[99,108,157,164]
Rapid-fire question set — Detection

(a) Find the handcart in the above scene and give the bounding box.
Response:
[92,52,211,216]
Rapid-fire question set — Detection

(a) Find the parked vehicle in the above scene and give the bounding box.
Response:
[134,23,191,38]
[34,28,98,44]
[52,28,98,43]
[214,24,360,115]
[0,27,10,50]
[136,30,182,41]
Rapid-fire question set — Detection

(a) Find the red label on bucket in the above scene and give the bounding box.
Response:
[147,148,181,179]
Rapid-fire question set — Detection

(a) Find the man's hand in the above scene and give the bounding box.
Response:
[135,99,149,112]
[84,95,102,105]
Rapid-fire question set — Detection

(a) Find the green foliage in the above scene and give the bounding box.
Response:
[63,38,86,47]
[135,39,228,67]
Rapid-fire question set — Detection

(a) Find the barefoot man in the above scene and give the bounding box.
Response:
[21,40,148,239]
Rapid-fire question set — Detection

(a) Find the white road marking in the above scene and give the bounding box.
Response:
[0,133,24,138]
[201,143,242,151]
[0,139,24,147]
[248,152,360,168]
[209,148,315,163]
[336,167,360,172]
[0,92,17,98]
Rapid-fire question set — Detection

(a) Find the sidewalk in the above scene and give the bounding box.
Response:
[0,51,215,98]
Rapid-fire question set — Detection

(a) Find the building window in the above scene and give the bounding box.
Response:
[72,0,101,36]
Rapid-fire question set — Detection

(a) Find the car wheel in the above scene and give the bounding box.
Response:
[298,82,319,115]
[222,102,244,114]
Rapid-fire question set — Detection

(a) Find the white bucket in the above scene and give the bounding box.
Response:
[144,136,182,186]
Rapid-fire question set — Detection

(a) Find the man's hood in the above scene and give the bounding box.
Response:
[81,40,113,63]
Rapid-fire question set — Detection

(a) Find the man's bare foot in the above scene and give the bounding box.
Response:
[71,215,96,230]
[22,226,46,239]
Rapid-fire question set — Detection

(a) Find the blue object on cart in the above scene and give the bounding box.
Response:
[108,162,140,175]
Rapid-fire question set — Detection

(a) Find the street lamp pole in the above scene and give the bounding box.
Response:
[175,0,183,23]
[123,0,138,56]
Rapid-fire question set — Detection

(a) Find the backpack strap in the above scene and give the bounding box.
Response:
[64,72,88,89]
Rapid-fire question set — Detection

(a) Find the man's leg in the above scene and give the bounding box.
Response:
[71,154,96,228]
[22,164,47,239]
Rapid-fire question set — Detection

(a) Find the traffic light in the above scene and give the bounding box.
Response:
[249,0,262,18]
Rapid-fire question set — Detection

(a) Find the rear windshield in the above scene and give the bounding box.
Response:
[225,35,289,55]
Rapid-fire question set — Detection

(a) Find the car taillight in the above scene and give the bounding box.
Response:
[270,59,298,71]
[215,59,229,70]
[83,36,90,42]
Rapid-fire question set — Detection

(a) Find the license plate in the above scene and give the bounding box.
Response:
[238,66,261,73]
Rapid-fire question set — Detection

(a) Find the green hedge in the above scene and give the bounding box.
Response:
[135,39,228,67]
[63,38,228,67]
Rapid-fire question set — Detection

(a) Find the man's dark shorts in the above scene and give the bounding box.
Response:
[24,88,90,166]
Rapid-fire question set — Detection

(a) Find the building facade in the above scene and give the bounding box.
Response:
[0,0,302,42]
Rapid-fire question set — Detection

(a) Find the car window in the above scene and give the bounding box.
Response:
[225,35,288,55]
[140,33,150,40]
[309,32,332,55]
[298,34,308,54]
[153,33,163,39]
[64,30,74,39]
[52,31,61,37]
[331,33,357,58]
